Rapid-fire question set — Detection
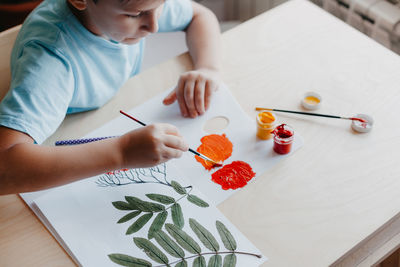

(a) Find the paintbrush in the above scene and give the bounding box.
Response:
[120,110,223,167]
[255,107,367,122]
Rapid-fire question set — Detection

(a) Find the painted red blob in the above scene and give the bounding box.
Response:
[196,134,233,170]
[211,161,256,190]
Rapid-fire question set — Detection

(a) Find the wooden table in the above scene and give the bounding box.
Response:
[2,0,400,266]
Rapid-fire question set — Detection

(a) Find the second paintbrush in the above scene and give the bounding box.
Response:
[255,107,367,122]
[119,110,222,167]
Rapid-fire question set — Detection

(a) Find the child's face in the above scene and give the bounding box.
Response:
[79,0,165,44]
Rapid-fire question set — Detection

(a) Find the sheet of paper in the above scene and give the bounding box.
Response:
[33,163,266,267]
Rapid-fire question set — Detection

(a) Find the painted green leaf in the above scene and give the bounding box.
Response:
[108,253,151,267]
[134,237,169,264]
[165,223,201,254]
[112,201,136,211]
[216,221,237,251]
[208,255,222,267]
[118,211,141,224]
[154,230,185,258]
[175,260,188,267]
[148,211,168,239]
[187,194,209,208]
[146,193,175,204]
[126,213,153,235]
[193,256,206,267]
[125,196,148,211]
[171,180,187,195]
[223,254,236,267]
[144,202,165,212]
[189,218,219,252]
[171,203,184,229]
[125,196,165,212]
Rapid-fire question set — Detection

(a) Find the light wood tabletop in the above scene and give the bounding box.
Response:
[2,0,400,266]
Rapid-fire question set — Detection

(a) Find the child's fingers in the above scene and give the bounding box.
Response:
[163,89,177,105]
[183,79,197,118]
[162,134,188,152]
[158,123,181,136]
[172,70,220,118]
[161,145,184,160]
[183,80,197,118]
[176,80,189,117]
[194,79,206,115]
[204,80,217,110]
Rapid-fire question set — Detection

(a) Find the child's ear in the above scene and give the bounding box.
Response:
[68,0,88,11]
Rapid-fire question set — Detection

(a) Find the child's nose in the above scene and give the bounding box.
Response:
[142,12,158,33]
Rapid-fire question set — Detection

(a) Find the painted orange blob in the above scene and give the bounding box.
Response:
[195,134,233,170]
[211,161,256,190]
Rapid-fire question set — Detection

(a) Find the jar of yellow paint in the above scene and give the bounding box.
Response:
[256,111,277,140]
[301,92,322,110]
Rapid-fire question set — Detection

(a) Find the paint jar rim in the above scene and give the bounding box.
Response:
[274,136,294,144]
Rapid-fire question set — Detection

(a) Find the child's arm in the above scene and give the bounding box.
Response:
[0,125,188,195]
[163,2,221,118]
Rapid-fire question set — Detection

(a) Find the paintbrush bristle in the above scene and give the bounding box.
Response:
[213,161,223,167]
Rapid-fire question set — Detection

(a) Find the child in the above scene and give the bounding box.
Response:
[0,0,221,194]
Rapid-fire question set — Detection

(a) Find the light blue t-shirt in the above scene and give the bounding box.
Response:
[0,0,193,144]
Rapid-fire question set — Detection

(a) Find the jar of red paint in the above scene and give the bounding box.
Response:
[273,124,294,155]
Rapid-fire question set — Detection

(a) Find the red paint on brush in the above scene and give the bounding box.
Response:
[211,161,256,190]
[350,117,367,123]
[196,134,233,170]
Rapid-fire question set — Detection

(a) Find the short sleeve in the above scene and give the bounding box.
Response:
[0,42,74,144]
[158,0,193,32]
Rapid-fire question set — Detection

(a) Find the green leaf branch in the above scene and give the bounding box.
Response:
[111,181,209,238]
[109,220,262,267]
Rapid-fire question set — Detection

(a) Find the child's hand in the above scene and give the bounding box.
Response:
[119,123,189,168]
[163,68,221,118]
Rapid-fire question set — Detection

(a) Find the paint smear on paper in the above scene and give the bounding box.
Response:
[211,161,256,190]
[195,134,233,170]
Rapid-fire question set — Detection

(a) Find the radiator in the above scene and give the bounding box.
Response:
[315,0,400,54]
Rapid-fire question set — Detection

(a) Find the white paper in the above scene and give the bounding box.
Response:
[34,163,266,266]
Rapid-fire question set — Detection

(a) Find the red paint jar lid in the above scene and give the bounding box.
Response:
[351,114,373,133]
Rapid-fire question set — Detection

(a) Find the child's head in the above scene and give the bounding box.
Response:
[68,0,164,44]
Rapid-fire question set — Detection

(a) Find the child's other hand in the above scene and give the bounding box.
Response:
[163,68,221,118]
[119,124,189,168]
